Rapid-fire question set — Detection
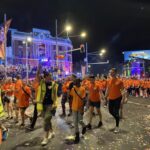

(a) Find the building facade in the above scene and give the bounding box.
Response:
[123,50,150,77]
[7,28,73,75]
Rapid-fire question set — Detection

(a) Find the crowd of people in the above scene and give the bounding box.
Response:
[0,65,150,146]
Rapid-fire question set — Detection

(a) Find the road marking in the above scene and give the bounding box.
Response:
[128,101,150,108]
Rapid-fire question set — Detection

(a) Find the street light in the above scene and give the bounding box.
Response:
[99,53,103,56]
[65,25,72,32]
[23,36,32,83]
[88,65,91,68]
[99,49,106,56]
[80,32,87,38]
[27,37,32,42]
[101,49,106,54]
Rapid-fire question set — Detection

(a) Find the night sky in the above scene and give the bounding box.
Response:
[1,0,150,67]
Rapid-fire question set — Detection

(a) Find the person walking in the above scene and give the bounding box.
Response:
[105,68,125,133]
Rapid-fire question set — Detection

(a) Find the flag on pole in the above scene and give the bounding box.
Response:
[0,19,12,59]
[0,24,5,59]
[81,65,86,78]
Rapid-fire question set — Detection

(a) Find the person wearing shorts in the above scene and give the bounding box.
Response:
[14,75,23,123]
[18,81,31,127]
[60,78,70,117]
[86,76,104,130]
[2,78,14,119]
[36,71,58,146]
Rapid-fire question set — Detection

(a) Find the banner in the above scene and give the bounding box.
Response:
[0,19,12,59]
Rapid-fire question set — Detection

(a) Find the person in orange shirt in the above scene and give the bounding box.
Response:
[18,80,31,127]
[86,76,104,130]
[60,78,70,117]
[26,77,40,131]
[105,68,124,133]
[70,78,86,144]
[2,78,14,119]
[5,78,14,119]
[81,77,90,112]
[14,75,23,123]
[134,79,140,97]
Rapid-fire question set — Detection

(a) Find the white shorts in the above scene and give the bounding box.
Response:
[7,96,14,103]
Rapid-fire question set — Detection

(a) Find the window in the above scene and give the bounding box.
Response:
[68,47,71,50]
[18,48,23,58]
[59,46,63,51]
[52,45,56,50]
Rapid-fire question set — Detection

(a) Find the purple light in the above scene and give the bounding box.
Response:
[131,61,141,76]
[41,58,48,62]
[65,71,69,75]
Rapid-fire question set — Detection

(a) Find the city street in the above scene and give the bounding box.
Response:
[1,96,150,150]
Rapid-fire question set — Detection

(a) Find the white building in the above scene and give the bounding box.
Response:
[7,28,73,75]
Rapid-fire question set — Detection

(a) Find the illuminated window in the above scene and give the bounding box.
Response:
[52,45,56,50]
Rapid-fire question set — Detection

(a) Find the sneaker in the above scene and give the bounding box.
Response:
[97,121,103,128]
[92,112,96,116]
[10,117,13,119]
[82,126,86,135]
[114,127,119,133]
[86,124,92,130]
[59,113,66,118]
[26,126,34,131]
[67,113,72,117]
[14,120,19,124]
[41,138,48,146]
[74,132,80,144]
[48,132,55,139]
[20,123,25,127]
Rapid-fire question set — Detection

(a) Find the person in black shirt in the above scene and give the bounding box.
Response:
[43,81,53,105]
[31,68,58,146]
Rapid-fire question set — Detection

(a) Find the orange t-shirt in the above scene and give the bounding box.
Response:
[88,83,100,102]
[107,78,124,100]
[1,83,7,93]
[70,86,85,111]
[62,82,68,93]
[14,79,23,100]
[148,81,150,88]
[18,85,31,108]
[4,83,14,96]
[2,83,10,95]
[133,80,140,88]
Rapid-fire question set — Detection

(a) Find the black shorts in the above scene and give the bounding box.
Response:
[3,96,10,103]
[14,97,17,104]
[89,101,101,108]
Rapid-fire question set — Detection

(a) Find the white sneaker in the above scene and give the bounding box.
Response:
[41,138,48,146]
[114,127,119,133]
[48,132,55,139]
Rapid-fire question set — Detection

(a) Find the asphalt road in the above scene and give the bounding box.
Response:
[1,96,150,150]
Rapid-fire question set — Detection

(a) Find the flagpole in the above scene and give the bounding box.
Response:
[4,14,7,77]
[55,19,59,79]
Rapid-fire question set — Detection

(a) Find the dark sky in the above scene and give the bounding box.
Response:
[1,0,150,64]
